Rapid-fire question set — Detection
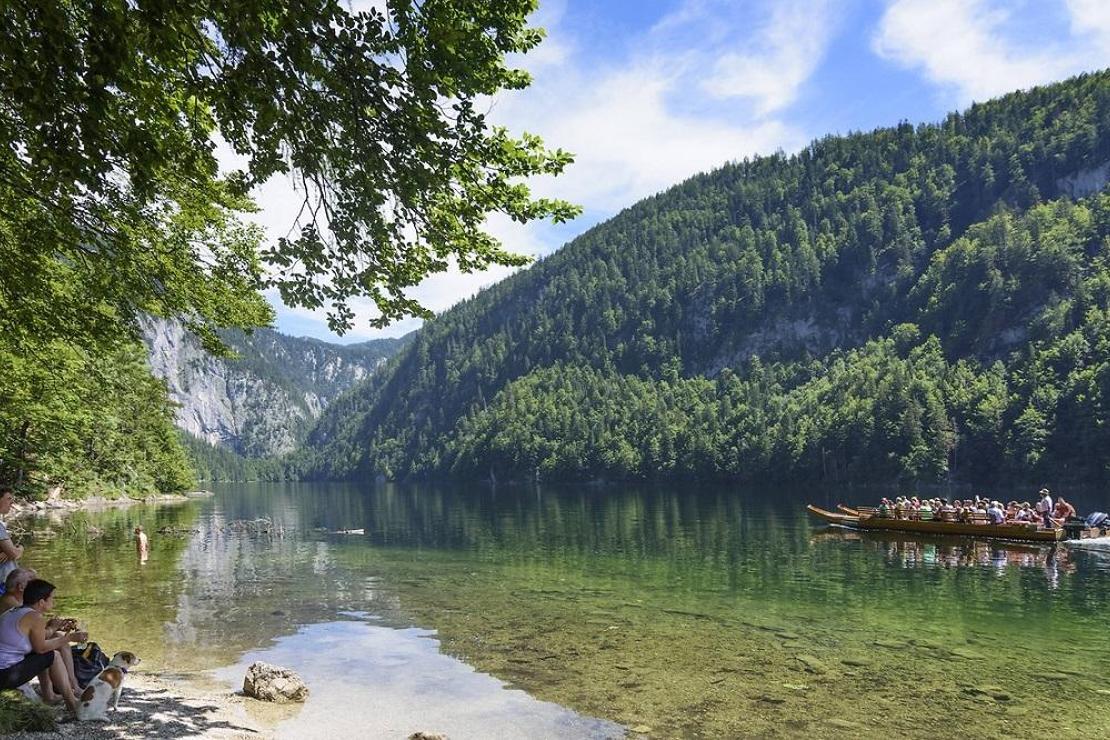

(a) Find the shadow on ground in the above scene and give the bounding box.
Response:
[39,677,264,740]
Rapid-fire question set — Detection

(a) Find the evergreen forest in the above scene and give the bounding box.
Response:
[299,70,1110,487]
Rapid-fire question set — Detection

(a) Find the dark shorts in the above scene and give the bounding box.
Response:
[0,651,54,689]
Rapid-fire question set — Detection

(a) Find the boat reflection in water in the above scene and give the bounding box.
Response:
[811,527,1076,586]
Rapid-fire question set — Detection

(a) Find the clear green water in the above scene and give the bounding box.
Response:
[15,483,1110,738]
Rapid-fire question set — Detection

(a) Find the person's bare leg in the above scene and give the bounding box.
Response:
[37,666,61,703]
[46,653,77,713]
[56,642,79,689]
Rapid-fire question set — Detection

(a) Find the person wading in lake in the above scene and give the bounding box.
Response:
[0,487,24,589]
[135,525,149,563]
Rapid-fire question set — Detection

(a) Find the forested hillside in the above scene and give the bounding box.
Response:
[301,71,1110,486]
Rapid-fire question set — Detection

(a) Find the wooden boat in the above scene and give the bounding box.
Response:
[807,505,1065,543]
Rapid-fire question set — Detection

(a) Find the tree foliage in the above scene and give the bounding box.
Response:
[0,0,576,344]
[0,338,195,498]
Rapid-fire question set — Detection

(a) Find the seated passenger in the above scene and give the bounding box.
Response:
[894,498,906,520]
[1053,497,1077,526]
[919,501,934,521]
[987,501,1006,525]
[878,498,891,518]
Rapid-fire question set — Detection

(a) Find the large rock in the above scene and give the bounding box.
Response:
[243,662,309,703]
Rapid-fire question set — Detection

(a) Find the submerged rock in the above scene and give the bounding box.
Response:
[243,662,309,703]
[408,733,448,740]
[795,654,829,675]
[1032,671,1071,681]
[840,657,872,667]
[873,639,908,650]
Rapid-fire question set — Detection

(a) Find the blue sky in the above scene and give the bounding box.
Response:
[263,0,1110,343]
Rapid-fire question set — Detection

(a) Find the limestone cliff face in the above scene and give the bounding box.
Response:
[142,319,408,457]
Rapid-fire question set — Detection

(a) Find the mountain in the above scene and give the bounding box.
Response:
[301,70,1110,486]
[143,319,410,457]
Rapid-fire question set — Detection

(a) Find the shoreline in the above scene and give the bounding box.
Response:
[8,491,213,521]
[4,491,267,738]
[8,671,275,739]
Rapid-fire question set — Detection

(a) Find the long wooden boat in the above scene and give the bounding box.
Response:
[806,504,1065,543]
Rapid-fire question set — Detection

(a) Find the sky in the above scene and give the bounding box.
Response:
[255,0,1110,343]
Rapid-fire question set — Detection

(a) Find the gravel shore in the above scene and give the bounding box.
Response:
[8,672,272,740]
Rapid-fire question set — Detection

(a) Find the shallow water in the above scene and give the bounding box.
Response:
[16,482,1110,738]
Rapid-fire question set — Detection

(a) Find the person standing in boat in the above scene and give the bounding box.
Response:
[1035,489,1054,529]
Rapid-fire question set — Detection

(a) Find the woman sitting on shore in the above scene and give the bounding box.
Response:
[1,568,84,692]
[0,579,87,712]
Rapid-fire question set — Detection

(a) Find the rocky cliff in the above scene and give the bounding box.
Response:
[143,319,408,457]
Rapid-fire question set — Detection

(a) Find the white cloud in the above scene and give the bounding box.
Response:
[252,0,827,340]
[874,0,1110,104]
[490,0,817,212]
[1066,0,1110,53]
[702,0,836,115]
[495,65,797,214]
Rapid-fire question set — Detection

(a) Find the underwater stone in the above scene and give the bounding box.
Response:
[795,655,829,674]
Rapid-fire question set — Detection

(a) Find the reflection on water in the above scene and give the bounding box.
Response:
[812,527,1078,586]
[16,482,1110,738]
[216,619,623,740]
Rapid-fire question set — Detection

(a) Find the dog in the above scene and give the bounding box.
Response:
[75,651,141,721]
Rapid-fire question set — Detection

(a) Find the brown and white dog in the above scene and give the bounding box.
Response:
[75,651,141,721]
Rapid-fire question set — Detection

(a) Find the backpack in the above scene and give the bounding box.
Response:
[71,642,109,689]
[1085,512,1108,529]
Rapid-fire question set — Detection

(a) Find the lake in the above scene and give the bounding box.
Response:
[16,482,1110,738]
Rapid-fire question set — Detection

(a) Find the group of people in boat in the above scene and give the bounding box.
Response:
[874,489,1076,528]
